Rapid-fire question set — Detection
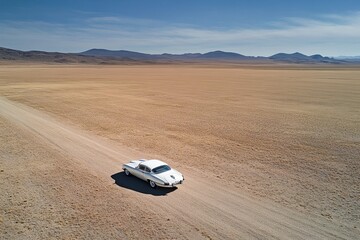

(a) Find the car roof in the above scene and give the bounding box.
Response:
[141,159,168,170]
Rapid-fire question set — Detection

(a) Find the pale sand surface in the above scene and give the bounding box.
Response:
[0,64,359,239]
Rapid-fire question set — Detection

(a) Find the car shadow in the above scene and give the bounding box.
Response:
[111,171,177,196]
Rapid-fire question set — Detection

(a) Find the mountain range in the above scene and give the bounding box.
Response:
[0,47,139,64]
[81,49,337,63]
[0,47,354,64]
[80,49,256,61]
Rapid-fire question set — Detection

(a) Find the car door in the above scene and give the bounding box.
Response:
[143,166,152,181]
[132,164,145,179]
[138,164,151,181]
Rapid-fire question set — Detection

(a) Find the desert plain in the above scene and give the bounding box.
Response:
[0,64,359,239]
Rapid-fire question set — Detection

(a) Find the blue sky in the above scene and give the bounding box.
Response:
[1,0,360,56]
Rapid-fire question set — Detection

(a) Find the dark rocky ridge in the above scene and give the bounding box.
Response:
[0,47,140,64]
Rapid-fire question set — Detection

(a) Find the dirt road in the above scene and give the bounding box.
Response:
[1,96,357,239]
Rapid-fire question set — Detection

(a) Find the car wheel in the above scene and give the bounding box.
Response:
[149,180,157,188]
[124,169,131,176]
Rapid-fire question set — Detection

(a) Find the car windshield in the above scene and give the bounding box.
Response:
[152,165,171,174]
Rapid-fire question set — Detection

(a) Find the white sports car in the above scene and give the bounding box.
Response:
[122,159,184,188]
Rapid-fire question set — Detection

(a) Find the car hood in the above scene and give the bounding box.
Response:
[155,169,183,183]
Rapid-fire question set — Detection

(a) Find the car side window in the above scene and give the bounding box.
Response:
[139,164,145,171]
[144,167,151,173]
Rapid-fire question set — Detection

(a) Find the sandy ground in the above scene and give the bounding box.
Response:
[0,64,359,239]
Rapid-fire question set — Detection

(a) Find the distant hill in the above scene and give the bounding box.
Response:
[199,50,251,60]
[269,52,340,63]
[0,47,354,64]
[81,49,160,60]
[336,56,360,61]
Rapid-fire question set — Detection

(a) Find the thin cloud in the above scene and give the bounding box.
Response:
[87,16,161,26]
